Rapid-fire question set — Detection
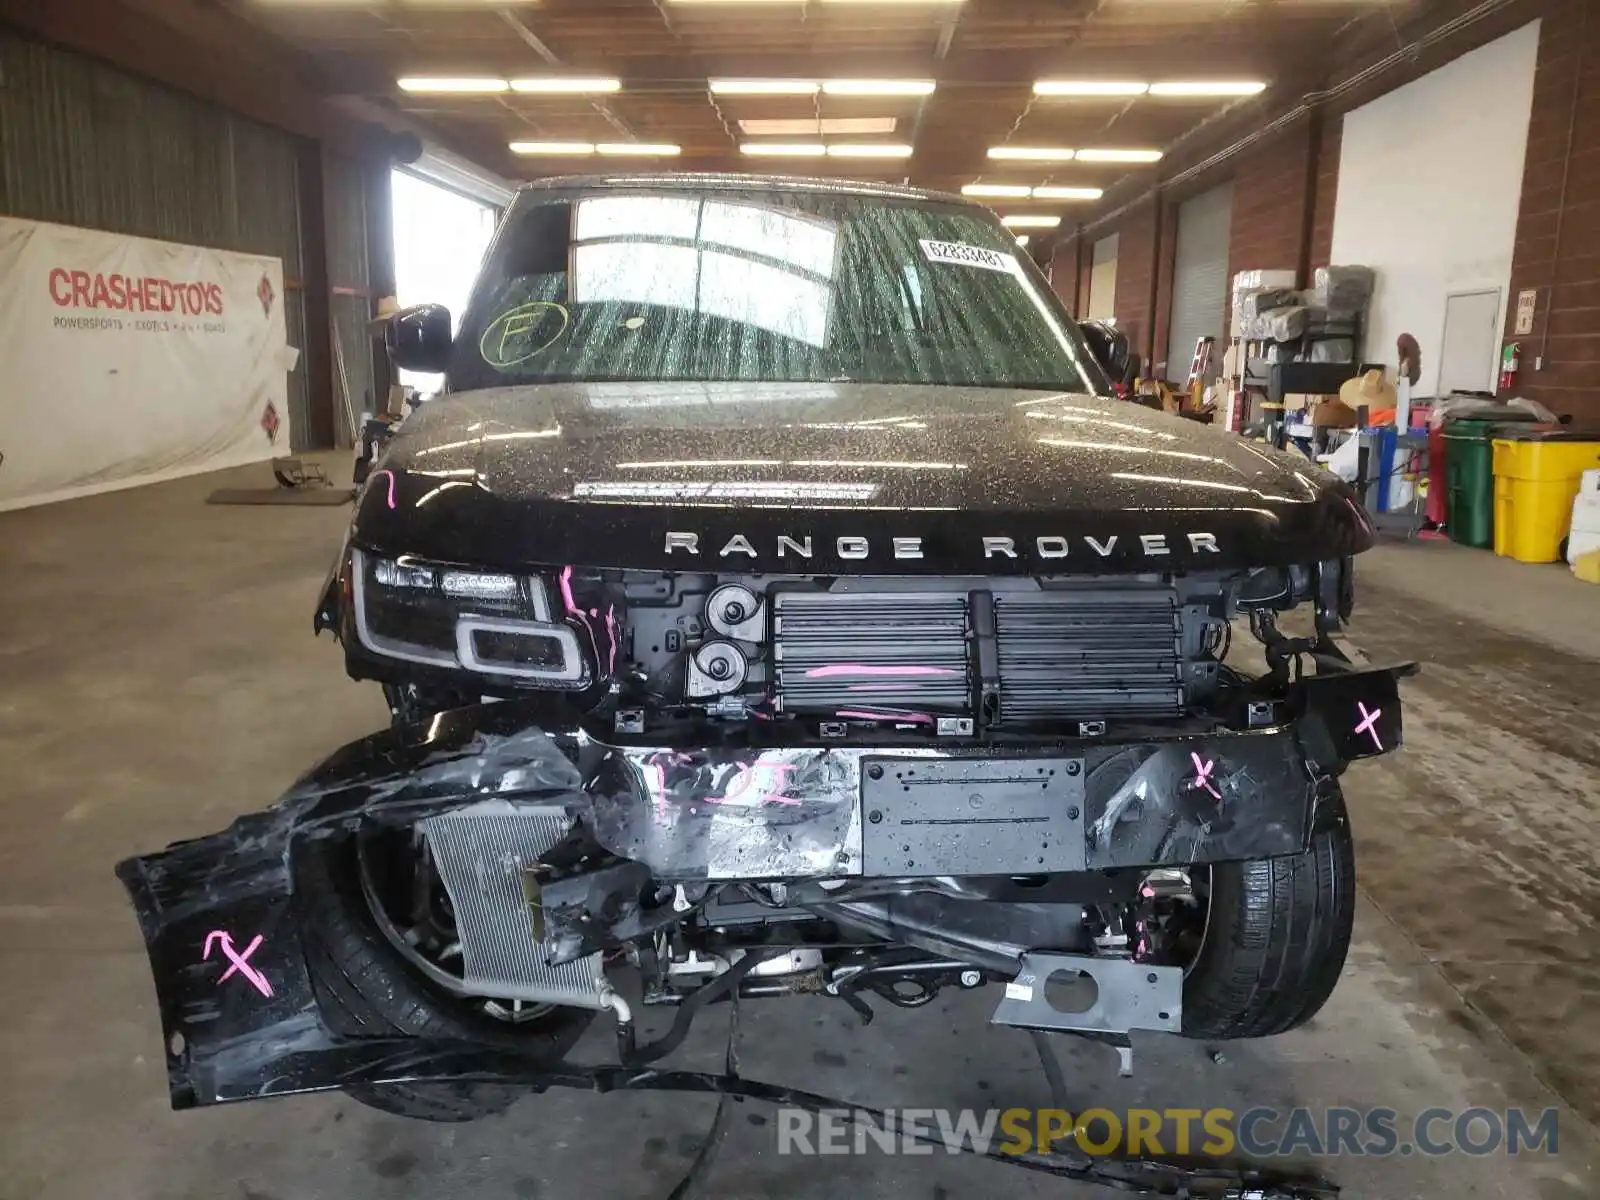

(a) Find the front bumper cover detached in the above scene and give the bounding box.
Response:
[114,665,1408,1197]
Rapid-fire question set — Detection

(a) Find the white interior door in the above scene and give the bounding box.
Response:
[1438,289,1503,395]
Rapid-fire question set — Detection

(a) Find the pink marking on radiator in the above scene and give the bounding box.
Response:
[837,709,934,726]
[1355,701,1383,751]
[805,664,959,679]
[1189,752,1221,801]
[202,930,273,998]
[369,469,397,510]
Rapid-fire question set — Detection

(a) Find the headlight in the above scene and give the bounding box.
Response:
[351,549,589,685]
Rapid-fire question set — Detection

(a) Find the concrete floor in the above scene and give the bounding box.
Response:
[1,462,1597,1200]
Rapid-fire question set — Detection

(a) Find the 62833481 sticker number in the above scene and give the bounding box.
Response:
[918,239,1019,274]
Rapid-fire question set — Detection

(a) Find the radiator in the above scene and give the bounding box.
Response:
[419,801,610,1009]
[993,589,1182,722]
[774,592,970,714]
[772,585,1182,724]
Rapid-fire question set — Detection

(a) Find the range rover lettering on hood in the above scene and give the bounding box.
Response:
[665,531,1222,560]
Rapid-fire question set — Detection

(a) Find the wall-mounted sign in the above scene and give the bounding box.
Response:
[1514,288,1537,336]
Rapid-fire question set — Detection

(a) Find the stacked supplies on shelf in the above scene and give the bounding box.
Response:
[1236,266,1376,364]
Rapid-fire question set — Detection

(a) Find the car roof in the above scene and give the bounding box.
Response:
[516,172,972,208]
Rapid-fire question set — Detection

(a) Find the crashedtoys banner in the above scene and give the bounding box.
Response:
[0,216,292,510]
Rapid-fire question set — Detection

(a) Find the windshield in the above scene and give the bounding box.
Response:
[446,188,1105,395]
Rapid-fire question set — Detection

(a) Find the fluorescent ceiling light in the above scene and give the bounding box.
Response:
[962,184,1033,198]
[988,146,1076,162]
[1033,80,1149,96]
[510,77,622,94]
[710,79,820,95]
[818,0,965,4]
[1002,214,1061,229]
[398,77,508,94]
[1150,80,1267,97]
[596,143,681,156]
[740,117,898,135]
[1074,147,1163,163]
[827,142,913,158]
[1031,185,1103,200]
[1015,234,1030,246]
[740,142,828,157]
[509,141,596,155]
[822,79,936,97]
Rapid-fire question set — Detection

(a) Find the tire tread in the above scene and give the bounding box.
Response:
[1182,800,1355,1040]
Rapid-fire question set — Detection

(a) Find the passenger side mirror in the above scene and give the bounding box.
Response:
[1079,320,1130,384]
[385,303,453,374]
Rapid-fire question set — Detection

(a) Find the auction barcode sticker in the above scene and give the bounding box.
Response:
[919,238,1019,274]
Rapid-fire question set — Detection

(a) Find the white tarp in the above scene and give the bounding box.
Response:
[0,216,294,511]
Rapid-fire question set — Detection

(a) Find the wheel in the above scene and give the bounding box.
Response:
[294,834,593,1121]
[1179,798,1356,1039]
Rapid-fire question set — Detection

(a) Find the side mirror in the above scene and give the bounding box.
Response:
[1079,319,1130,384]
[386,304,453,374]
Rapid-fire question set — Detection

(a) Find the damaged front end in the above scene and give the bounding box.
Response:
[117,651,1407,1197]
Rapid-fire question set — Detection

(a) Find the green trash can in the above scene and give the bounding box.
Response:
[1443,412,1544,546]
[1444,419,1500,547]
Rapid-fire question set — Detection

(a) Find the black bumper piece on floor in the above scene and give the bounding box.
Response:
[115,662,1407,1134]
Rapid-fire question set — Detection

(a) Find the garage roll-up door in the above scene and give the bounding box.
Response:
[1165,183,1234,382]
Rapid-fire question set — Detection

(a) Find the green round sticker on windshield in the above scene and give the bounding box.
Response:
[480,301,571,368]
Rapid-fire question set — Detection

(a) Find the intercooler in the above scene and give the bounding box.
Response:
[773,585,1183,724]
[418,801,611,1009]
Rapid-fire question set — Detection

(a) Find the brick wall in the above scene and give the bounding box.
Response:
[1151,200,1179,377]
[1047,234,1083,313]
[1503,0,1600,422]
[1226,117,1318,289]
[1309,117,1343,271]
[1082,114,1343,382]
[1110,200,1161,373]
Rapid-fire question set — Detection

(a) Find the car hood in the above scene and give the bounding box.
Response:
[355,381,1373,574]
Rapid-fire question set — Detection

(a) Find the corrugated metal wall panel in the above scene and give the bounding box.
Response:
[323,154,370,289]
[331,294,373,447]
[323,153,373,447]
[283,287,312,452]
[229,118,304,276]
[0,32,302,271]
[0,30,336,446]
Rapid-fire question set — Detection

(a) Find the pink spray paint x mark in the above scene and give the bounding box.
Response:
[203,930,273,998]
[1355,701,1383,751]
[369,469,397,510]
[1189,751,1221,800]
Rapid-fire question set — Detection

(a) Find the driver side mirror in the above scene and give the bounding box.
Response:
[385,303,453,374]
[1079,320,1131,384]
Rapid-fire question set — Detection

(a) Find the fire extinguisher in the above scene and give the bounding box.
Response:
[1499,341,1521,391]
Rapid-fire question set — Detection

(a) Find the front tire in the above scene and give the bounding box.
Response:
[294,837,592,1121]
[1181,799,1356,1039]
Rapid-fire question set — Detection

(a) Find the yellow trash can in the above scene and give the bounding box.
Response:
[1491,434,1600,563]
